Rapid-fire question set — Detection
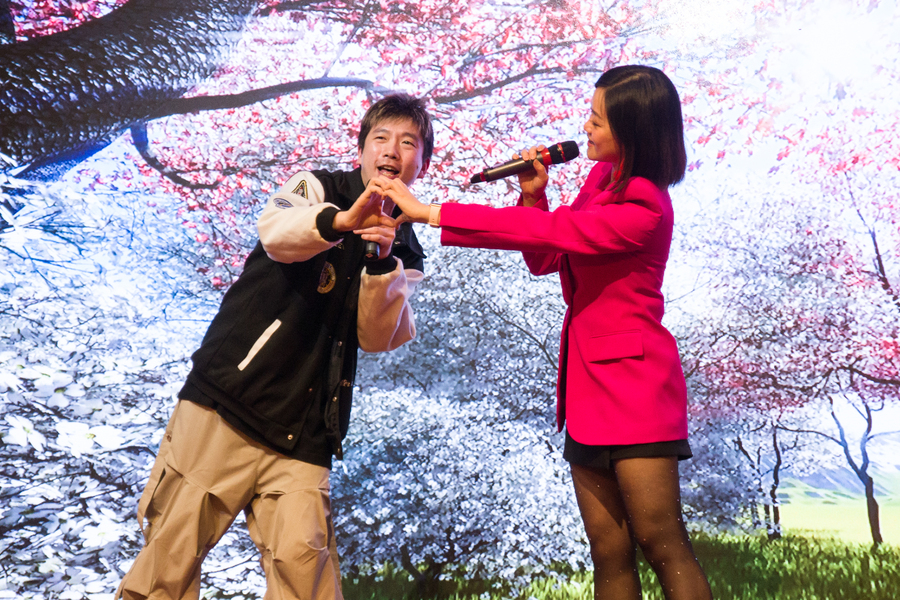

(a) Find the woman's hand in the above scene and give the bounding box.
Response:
[375,176,431,225]
[516,145,550,207]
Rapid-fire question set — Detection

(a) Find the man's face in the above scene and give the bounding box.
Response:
[358,117,429,187]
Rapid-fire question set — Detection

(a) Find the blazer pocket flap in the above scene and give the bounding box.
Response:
[586,330,644,362]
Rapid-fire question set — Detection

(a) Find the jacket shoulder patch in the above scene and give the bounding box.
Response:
[274,198,294,209]
[292,179,309,198]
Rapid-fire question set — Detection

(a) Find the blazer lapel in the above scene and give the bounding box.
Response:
[571,163,614,211]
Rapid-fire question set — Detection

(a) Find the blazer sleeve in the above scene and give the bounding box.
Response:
[518,193,563,276]
[440,177,666,256]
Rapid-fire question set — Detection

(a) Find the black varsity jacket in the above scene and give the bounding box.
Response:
[179,168,425,468]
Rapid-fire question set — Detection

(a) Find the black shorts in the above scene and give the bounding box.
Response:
[563,429,692,470]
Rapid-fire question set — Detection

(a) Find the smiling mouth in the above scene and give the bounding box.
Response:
[377,165,400,177]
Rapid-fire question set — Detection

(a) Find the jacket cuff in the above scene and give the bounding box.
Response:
[364,254,398,275]
[316,206,343,242]
[517,193,549,209]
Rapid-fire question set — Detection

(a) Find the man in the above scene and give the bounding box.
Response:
[116,94,433,600]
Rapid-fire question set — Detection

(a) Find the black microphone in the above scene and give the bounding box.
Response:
[364,241,379,262]
[469,141,580,184]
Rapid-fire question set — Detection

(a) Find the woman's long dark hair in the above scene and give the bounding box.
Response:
[596,65,687,190]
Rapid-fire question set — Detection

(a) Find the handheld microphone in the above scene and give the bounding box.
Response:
[364,241,379,262]
[469,141,580,184]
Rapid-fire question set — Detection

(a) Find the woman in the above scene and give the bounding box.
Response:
[378,65,712,599]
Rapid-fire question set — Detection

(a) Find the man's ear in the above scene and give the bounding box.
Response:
[417,160,430,179]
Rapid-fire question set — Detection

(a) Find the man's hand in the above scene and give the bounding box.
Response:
[353,223,396,260]
[333,179,396,233]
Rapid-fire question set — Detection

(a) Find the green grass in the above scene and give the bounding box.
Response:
[778,478,900,546]
[686,534,899,600]
[341,534,900,599]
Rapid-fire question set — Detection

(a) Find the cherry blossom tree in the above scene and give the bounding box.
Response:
[0,174,211,593]
[667,0,900,547]
[1,1,684,594]
[2,0,900,596]
[339,243,584,593]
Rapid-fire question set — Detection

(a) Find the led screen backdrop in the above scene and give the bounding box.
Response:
[1,0,899,597]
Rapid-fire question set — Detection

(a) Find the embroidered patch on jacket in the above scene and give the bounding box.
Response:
[274,198,293,209]
[317,261,336,294]
[292,179,309,198]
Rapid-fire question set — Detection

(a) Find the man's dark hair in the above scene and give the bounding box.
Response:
[358,94,434,165]
[595,65,687,190]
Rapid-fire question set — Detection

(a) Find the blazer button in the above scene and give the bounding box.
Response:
[287,434,293,440]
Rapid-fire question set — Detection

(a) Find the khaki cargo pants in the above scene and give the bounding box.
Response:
[115,400,342,600]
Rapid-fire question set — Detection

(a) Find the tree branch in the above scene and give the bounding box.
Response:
[431,65,603,104]
[146,78,393,120]
[845,366,900,387]
[849,177,900,314]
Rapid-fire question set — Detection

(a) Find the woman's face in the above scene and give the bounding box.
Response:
[584,88,620,163]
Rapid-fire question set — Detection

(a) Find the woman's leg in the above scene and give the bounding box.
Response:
[571,464,642,599]
[613,457,712,600]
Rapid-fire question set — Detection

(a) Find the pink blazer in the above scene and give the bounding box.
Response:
[440,162,688,445]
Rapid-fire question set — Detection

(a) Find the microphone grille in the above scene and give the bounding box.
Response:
[548,141,580,164]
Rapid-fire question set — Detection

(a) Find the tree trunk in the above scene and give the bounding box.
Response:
[400,545,446,599]
[832,400,883,548]
[0,0,256,177]
[0,0,14,45]
[864,474,883,548]
[767,425,783,539]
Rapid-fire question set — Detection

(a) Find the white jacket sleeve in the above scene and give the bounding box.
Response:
[257,171,341,263]
[357,258,425,353]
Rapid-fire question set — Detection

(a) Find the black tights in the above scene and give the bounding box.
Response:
[571,457,713,599]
